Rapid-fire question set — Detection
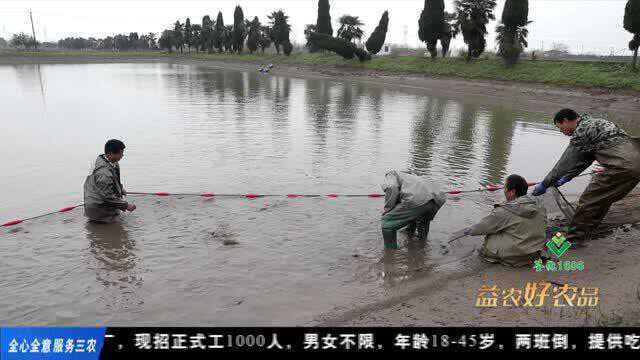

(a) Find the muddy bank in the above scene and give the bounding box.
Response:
[315,197,640,327]
[3,54,640,122]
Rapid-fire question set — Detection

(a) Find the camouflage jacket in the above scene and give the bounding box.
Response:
[542,114,629,187]
[569,114,627,153]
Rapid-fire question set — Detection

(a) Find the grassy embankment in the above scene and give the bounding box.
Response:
[8,50,640,92]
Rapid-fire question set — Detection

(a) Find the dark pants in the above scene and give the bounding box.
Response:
[570,169,640,241]
[381,200,442,249]
[570,138,640,241]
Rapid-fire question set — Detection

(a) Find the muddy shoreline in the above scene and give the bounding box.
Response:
[4,54,640,326]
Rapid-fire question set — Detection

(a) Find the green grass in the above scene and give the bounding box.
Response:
[7,50,640,92]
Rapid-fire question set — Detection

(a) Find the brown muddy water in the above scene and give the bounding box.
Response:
[1,62,638,325]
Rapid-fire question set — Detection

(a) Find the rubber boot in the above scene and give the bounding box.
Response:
[382,230,399,250]
[416,217,430,241]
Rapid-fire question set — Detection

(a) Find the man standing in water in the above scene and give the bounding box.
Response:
[450,175,547,266]
[381,170,446,249]
[532,109,640,243]
[83,139,136,223]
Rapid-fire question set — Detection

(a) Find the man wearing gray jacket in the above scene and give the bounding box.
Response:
[83,139,136,223]
[381,170,446,249]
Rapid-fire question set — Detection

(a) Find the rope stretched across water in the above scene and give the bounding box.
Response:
[1,169,604,227]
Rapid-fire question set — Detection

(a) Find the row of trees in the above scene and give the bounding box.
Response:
[57,32,158,50]
[9,0,640,70]
[415,0,637,69]
[158,6,292,55]
[304,0,389,62]
[6,32,38,49]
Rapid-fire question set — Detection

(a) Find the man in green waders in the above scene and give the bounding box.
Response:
[381,170,446,249]
[84,139,136,223]
[532,109,640,244]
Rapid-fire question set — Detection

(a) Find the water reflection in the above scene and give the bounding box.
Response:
[85,221,143,312]
[381,240,433,287]
[483,108,517,185]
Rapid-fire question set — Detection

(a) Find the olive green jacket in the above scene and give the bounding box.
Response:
[468,195,547,266]
[83,155,128,222]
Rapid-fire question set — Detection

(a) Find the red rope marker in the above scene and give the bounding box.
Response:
[2,219,24,227]
[1,169,607,228]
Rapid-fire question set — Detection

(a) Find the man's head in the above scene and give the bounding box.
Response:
[553,108,580,136]
[104,139,126,162]
[504,174,528,202]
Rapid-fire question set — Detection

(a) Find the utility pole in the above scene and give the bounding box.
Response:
[29,9,38,50]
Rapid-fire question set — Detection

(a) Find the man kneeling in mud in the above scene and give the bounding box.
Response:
[381,170,446,250]
[83,139,136,223]
[451,174,547,267]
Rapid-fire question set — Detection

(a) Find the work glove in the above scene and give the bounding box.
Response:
[532,183,547,196]
[555,176,571,188]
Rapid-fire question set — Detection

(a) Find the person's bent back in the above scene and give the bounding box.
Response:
[83,139,136,223]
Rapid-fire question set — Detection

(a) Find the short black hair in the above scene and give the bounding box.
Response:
[104,139,126,154]
[505,174,528,197]
[553,108,579,124]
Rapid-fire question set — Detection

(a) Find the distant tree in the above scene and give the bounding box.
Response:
[191,24,202,52]
[101,36,115,50]
[308,32,371,61]
[337,15,364,43]
[496,0,530,66]
[268,10,292,55]
[223,25,234,52]
[305,24,318,50]
[625,0,640,71]
[214,12,225,53]
[146,32,158,49]
[10,32,37,49]
[159,29,174,52]
[232,6,247,53]
[316,0,333,36]
[439,12,457,58]
[258,26,272,53]
[173,21,184,53]
[419,0,445,58]
[0,37,7,48]
[128,32,140,49]
[201,15,214,52]
[365,11,389,54]
[246,17,261,54]
[184,18,193,53]
[113,34,130,50]
[453,0,497,59]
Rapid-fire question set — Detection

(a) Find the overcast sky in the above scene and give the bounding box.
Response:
[0,0,633,55]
